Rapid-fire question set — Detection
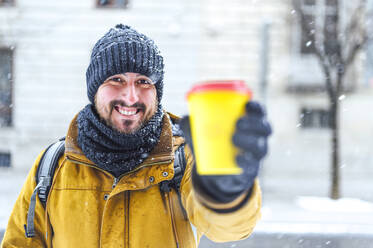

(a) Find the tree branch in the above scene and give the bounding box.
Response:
[345,37,366,67]
[343,0,367,66]
[292,0,335,99]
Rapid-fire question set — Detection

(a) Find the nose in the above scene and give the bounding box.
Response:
[121,81,139,105]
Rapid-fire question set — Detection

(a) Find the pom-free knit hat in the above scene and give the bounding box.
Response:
[86,24,164,103]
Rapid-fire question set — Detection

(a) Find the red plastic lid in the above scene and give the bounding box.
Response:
[187,80,252,99]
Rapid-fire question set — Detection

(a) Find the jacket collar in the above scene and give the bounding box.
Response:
[65,109,175,167]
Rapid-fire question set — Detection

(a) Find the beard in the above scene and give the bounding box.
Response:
[95,98,158,135]
[107,118,140,134]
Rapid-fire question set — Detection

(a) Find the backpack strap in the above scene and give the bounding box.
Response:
[159,143,188,220]
[159,144,186,193]
[159,116,188,218]
[173,143,186,192]
[24,138,65,238]
[160,115,187,194]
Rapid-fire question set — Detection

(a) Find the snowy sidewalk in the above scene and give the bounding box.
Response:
[200,197,373,247]
[259,196,373,235]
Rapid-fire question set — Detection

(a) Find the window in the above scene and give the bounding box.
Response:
[97,0,129,9]
[300,14,316,54]
[0,47,13,127]
[0,0,14,6]
[0,152,11,167]
[298,0,338,55]
[300,107,331,128]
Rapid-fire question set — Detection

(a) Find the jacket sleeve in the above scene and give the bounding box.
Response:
[180,145,262,243]
[1,151,49,248]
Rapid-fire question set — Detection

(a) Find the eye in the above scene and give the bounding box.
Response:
[137,79,153,85]
[110,77,122,83]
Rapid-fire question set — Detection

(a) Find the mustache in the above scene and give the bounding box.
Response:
[109,100,146,113]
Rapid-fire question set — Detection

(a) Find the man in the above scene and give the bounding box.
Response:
[1,24,271,247]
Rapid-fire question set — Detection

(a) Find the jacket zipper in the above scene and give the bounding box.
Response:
[166,191,180,248]
[112,177,119,189]
[125,191,130,247]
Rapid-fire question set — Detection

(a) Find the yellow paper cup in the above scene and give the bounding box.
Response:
[186,80,252,175]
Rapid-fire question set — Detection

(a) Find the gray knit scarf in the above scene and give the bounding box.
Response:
[77,104,164,177]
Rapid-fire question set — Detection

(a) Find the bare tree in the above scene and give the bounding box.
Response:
[292,0,370,199]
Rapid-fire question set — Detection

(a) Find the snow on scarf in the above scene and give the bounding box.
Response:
[77,104,163,177]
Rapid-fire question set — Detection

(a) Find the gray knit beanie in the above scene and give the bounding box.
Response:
[86,24,164,104]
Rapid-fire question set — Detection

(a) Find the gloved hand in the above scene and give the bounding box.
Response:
[180,101,272,206]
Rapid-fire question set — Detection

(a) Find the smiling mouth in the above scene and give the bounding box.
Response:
[114,105,142,116]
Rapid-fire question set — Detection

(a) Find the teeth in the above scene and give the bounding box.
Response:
[118,109,137,116]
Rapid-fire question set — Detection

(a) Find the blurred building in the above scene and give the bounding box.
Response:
[0,0,372,199]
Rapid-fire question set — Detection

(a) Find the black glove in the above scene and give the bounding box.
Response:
[180,101,272,206]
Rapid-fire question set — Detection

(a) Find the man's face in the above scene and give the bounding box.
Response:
[95,72,158,134]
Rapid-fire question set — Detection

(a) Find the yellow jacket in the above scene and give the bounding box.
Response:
[1,112,261,248]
